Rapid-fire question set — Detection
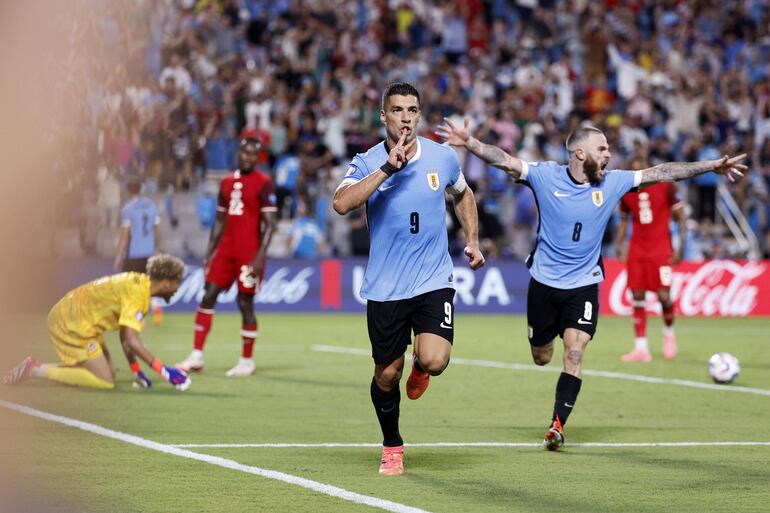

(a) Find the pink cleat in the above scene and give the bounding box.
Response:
[663,332,678,360]
[3,356,39,385]
[378,445,404,475]
[406,357,430,400]
[621,348,652,362]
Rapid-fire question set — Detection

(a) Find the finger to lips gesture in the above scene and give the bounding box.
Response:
[388,131,416,169]
[714,153,748,182]
[435,117,470,147]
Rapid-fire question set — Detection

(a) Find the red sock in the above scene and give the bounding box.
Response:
[662,303,675,327]
[632,300,647,338]
[194,308,214,351]
[241,323,258,358]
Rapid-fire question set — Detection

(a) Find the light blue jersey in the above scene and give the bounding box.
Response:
[121,196,160,259]
[339,137,467,301]
[520,161,641,289]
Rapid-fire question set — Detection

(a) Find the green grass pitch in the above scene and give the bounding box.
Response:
[1,313,769,512]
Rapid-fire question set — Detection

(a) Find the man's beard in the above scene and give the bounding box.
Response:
[584,155,604,185]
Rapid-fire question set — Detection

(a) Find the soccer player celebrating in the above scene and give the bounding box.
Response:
[3,254,190,390]
[615,180,687,362]
[175,138,276,377]
[333,82,485,475]
[113,176,165,326]
[437,119,745,451]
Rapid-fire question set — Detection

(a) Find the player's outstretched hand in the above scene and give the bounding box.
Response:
[713,154,747,182]
[464,244,485,271]
[386,130,416,171]
[159,365,191,391]
[132,370,153,389]
[435,117,470,147]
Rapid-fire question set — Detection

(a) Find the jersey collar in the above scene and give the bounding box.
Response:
[382,137,422,165]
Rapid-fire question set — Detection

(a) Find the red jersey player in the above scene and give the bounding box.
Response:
[176,138,277,376]
[615,182,687,362]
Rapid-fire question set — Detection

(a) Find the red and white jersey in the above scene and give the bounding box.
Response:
[217,169,277,256]
[621,182,684,261]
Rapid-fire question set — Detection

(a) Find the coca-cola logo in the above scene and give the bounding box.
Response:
[608,260,767,317]
[168,266,313,306]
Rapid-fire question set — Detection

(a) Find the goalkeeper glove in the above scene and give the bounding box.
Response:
[151,358,191,391]
[130,361,152,389]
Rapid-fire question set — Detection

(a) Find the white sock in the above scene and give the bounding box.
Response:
[31,363,52,379]
[663,326,674,336]
[191,349,204,359]
[634,337,649,351]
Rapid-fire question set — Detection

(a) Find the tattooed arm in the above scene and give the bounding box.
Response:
[639,154,747,186]
[435,117,526,179]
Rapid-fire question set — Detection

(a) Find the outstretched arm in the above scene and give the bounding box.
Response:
[451,187,485,270]
[119,327,190,389]
[639,154,747,186]
[435,117,526,180]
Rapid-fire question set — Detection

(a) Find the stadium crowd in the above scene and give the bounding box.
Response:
[56,0,770,260]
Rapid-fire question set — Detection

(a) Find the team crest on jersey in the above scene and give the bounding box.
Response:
[592,190,604,207]
[427,172,440,191]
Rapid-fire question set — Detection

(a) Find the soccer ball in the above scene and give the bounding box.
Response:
[707,353,740,384]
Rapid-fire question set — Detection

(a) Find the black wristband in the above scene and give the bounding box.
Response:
[380,161,400,177]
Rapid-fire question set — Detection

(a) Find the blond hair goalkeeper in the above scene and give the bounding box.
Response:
[3,254,191,391]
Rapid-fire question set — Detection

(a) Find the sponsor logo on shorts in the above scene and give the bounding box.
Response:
[135,310,145,321]
[577,318,592,325]
[440,322,453,329]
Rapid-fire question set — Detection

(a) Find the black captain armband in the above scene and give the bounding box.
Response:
[380,161,401,177]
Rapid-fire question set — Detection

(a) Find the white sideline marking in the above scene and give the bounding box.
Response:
[311,345,770,397]
[170,441,770,449]
[0,400,430,513]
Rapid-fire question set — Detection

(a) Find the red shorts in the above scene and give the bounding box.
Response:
[205,250,263,294]
[626,257,673,292]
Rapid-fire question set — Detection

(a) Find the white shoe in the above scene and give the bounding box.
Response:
[225,358,255,377]
[175,351,204,373]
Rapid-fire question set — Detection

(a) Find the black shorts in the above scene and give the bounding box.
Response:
[527,278,599,347]
[123,257,149,273]
[367,288,455,365]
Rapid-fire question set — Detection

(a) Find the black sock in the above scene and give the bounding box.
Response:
[370,378,403,447]
[413,355,425,373]
[552,372,582,426]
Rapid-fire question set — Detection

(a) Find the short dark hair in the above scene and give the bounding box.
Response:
[381,82,420,110]
[125,176,142,195]
[565,126,604,153]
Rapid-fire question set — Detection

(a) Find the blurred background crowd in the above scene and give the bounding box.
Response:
[52,0,770,262]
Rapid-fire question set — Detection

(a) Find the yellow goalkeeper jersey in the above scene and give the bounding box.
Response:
[48,272,151,338]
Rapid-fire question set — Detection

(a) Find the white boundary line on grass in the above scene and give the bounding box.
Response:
[170,441,770,448]
[311,345,770,397]
[0,400,430,513]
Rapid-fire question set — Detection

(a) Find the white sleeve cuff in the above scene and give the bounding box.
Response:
[633,170,643,188]
[519,161,529,180]
[447,173,467,195]
[335,178,358,192]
